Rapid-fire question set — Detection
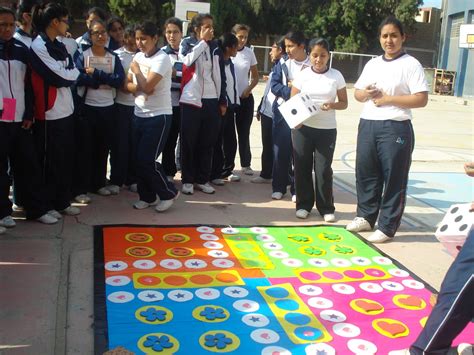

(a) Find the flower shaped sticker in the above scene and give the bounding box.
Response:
[204,333,233,349]
[140,307,167,322]
[143,335,173,352]
[199,306,226,321]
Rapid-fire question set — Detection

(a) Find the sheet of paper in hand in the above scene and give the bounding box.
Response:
[87,56,113,74]
[278,93,321,129]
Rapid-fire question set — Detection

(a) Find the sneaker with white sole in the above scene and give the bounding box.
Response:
[74,194,91,204]
[0,226,5,234]
[211,178,225,186]
[271,192,283,200]
[182,183,194,195]
[196,183,215,194]
[367,230,391,244]
[0,215,16,228]
[242,166,254,175]
[106,185,120,195]
[47,210,62,219]
[129,183,138,193]
[97,187,111,196]
[133,198,158,210]
[61,206,81,216]
[228,174,241,182]
[323,214,336,223]
[292,195,296,203]
[457,343,473,355]
[251,176,271,184]
[296,209,309,219]
[346,217,372,232]
[37,213,58,224]
[155,192,179,212]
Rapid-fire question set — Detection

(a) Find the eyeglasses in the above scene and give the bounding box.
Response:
[91,30,107,37]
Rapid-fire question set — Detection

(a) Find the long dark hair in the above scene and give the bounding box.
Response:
[218,32,238,52]
[32,2,68,33]
[378,15,405,36]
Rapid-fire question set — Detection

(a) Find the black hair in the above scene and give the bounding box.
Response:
[378,15,405,36]
[88,19,106,35]
[0,6,15,18]
[164,17,182,33]
[107,16,124,32]
[308,38,330,53]
[15,1,36,24]
[284,30,306,47]
[193,13,213,30]
[87,6,108,21]
[218,32,238,52]
[231,23,250,34]
[123,24,135,39]
[32,2,68,33]
[274,36,286,53]
[135,21,160,38]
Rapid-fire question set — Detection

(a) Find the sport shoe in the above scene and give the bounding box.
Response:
[323,214,336,223]
[0,226,6,234]
[133,198,158,210]
[61,206,81,216]
[37,213,58,224]
[271,192,283,200]
[155,192,179,212]
[129,183,138,193]
[242,166,254,176]
[97,187,111,196]
[47,210,62,219]
[367,230,391,244]
[0,215,16,228]
[74,194,91,204]
[346,217,372,232]
[292,195,296,203]
[457,343,473,355]
[211,178,225,186]
[196,183,215,194]
[106,185,120,195]
[296,209,309,219]
[228,174,241,182]
[182,183,194,195]
[251,176,271,184]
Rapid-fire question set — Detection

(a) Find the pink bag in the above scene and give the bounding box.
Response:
[0,98,16,121]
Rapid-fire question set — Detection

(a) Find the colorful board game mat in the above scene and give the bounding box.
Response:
[94,225,474,354]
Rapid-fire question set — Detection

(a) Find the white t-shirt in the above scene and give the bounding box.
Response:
[114,47,136,106]
[354,53,428,121]
[232,46,258,97]
[133,50,172,117]
[287,57,311,81]
[293,67,346,129]
[82,48,116,107]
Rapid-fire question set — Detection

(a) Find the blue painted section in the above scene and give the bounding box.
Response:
[408,172,474,211]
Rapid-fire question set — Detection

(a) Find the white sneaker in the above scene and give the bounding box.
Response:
[271,192,283,200]
[242,166,254,176]
[211,178,225,186]
[457,343,473,355]
[155,192,179,212]
[97,187,111,196]
[346,217,372,232]
[129,183,138,193]
[292,195,296,203]
[0,215,16,228]
[106,185,120,195]
[74,194,91,204]
[133,198,158,210]
[182,183,194,195]
[251,176,271,184]
[296,209,309,219]
[47,210,62,219]
[37,213,58,224]
[196,183,215,194]
[228,174,241,182]
[0,226,6,234]
[367,230,391,244]
[13,204,24,212]
[323,213,336,223]
[61,206,81,216]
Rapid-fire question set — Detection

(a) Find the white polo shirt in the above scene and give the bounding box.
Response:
[232,46,258,97]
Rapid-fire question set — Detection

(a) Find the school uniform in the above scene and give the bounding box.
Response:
[354,53,428,237]
[14,28,32,48]
[292,67,346,215]
[76,32,120,53]
[132,49,178,202]
[73,46,125,194]
[30,33,80,211]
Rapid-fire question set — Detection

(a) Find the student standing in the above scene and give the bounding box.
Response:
[14,1,34,47]
[126,21,178,212]
[106,16,124,50]
[346,16,428,243]
[30,2,81,216]
[231,24,258,177]
[291,38,348,221]
[179,13,227,195]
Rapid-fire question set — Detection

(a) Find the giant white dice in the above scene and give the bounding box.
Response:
[435,203,473,257]
[278,93,321,129]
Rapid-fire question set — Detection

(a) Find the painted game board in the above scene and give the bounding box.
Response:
[94,225,474,354]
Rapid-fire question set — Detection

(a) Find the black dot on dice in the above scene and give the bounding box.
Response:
[450,207,459,214]
[440,224,448,232]
[459,224,468,232]
[455,215,463,222]
[291,109,297,115]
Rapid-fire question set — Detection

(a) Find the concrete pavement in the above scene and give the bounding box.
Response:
[0,84,472,354]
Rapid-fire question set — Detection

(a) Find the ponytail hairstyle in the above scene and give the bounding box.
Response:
[16,0,36,25]
[284,30,307,49]
[308,38,330,54]
[218,32,238,52]
[275,36,286,54]
[32,2,68,33]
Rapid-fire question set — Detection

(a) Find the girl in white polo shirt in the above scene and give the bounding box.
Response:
[291,38,348,221]
[346,16,428,243]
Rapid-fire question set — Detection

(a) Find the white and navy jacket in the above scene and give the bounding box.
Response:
[162,44,183,107]
[223,58,239,109]
[179,36,227,107]
[270,56,291,124]
[0,37,33,122]
[30,33,80,120]
[14,27,33,48]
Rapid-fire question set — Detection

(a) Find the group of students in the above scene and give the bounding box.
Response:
[1,2,429,246]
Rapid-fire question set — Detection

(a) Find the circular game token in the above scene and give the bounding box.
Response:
[255,234,275,242]
[332,284,356,295]
[351,256,372,266]
[107,291,134,303]
[285,312,312,326]
[193,305,230,323]
[189,274,214,286]
[196,226,215,233]
[372,256,393,265]
[221,227,239,234]
[299,271,322,282]
[250,329,280,344]
[347,339,377,354]
[199,330,240,353]
[166,246,195,258]
[330,258,352,267]
[125,232,153,243]
[126,246,156,258]
[364,268,387,278]
[402,279,425,290]
[320,310,347,323]
[381,281,404,291]
[195,288,221,300]
[223,287,249,298]
[359,282,384,294]
[133,259,157,270]
[233,299,260,313]
[208,250,230,258]
[308,297,333,309]
[137,333,179,354]
[137,275,161,287]
[250,227,268,234]
[274,299,299,311]
[282,258,304,267]
[163,233,189,243]
[242,313,270,327]
[184,259,208,269]
[268,251,289,259]
[298,285,323,296]
[388,268,410,278]
[203,241,224,249]
[136,305,173,325]
[305,343,335,355]
[167,290,193,302]
[265,287,289,299]
[262,346,291,355]
[263,242,283,250]
[212,259,235,268]
[105,261,128,271]
[159,259,183,270]
[105,275,131,286]
[322,271,344,280]
[200,233,219,241]
[307,258,330,268]
[343,270,365,279]
[138,290,164,302]
[333,323,361,338]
